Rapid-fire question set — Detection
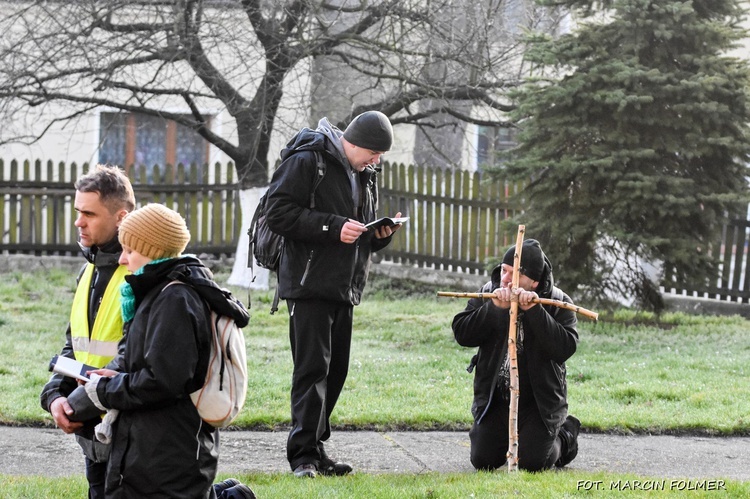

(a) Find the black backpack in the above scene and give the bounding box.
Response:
[247,150,326,313]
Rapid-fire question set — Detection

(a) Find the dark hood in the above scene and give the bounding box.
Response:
[125,256,249,328]
[280,118,352,171]
[280,125,331,161]
[165,258,250,328]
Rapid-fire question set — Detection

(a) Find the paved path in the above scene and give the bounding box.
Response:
[1,426,748,481]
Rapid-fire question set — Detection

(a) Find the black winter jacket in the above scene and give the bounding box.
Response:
[452,264,578,435]
[92,256,248,498]
[265,119,391,305]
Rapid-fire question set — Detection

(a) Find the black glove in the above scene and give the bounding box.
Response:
[66,374,107,422]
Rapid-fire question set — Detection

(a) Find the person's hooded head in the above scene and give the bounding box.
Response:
[493,239,554,295]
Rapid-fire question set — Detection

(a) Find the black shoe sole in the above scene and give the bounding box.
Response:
[319,456,353,476]
[319,463,353,476]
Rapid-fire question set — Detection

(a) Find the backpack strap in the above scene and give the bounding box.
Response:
[309,150,326,209]
[159,280,211,393]
[270,287,280,315]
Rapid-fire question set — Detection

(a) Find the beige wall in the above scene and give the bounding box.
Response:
[0,55,421,177]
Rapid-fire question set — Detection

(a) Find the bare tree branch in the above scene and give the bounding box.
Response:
[0,0,565,186]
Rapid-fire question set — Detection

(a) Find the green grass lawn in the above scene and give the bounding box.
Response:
[1,266,749,497]
[4,471,749,498]
[3,267,747,434]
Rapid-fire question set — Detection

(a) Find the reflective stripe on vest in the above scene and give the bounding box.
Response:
[70,264,128,368]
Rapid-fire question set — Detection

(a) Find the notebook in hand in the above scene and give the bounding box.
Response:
[49,354,97,382]
[364,216,409,231]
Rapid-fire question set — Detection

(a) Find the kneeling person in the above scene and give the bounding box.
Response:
[452,239,581,472]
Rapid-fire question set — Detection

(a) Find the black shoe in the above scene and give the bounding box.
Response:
[556,415,581,468]
[293,463,318,478]
[220,484,256,499]
[213,478,241,495]
[319,456,353,476]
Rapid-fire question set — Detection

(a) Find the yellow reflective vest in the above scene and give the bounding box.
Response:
[70,264,128,368]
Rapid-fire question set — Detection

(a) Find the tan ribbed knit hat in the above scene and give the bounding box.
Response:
[118,204,190,260]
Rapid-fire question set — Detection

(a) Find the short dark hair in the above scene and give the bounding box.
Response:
[75,164,135,213]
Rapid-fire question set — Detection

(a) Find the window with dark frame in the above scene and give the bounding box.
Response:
[99,112,211,182]
[477,125,517,171]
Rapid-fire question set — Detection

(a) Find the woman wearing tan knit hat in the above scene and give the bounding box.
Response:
[117,203,191,271]
[67,203,254,498]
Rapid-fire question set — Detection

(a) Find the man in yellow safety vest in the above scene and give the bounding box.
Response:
[40,164,135,499]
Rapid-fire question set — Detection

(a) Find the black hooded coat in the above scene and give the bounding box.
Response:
[452,262,578,435]
[86,256,249,498]
[265,119,391,305]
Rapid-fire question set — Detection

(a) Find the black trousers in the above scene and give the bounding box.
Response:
[85,457,107,499]
[286,299,353,470]
[469,393,562,472]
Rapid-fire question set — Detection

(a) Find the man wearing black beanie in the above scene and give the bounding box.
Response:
[343,111,393,152]
[265,111,402,478]
[452,238,581,472]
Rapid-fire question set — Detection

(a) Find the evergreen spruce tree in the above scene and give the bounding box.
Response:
[504,0,750,309]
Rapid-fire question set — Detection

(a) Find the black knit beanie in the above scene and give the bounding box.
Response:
[502,239,547,282]
[343,111,393,152]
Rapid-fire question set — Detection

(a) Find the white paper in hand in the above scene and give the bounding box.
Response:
[49,355,96,382]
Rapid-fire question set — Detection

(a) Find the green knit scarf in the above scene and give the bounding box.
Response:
[119,258,173,323]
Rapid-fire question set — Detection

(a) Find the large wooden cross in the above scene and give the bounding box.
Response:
[437,224,599,472]
[505,224,525,471]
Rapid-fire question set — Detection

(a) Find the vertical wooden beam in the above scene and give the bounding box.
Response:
[506,224,525,472]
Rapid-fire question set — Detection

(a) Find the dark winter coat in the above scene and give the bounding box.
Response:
[91,256,248,498]
[452,264,578,435]
[265,119,391,305]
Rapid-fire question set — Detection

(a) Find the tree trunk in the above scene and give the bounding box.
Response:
[227,187,271,290]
